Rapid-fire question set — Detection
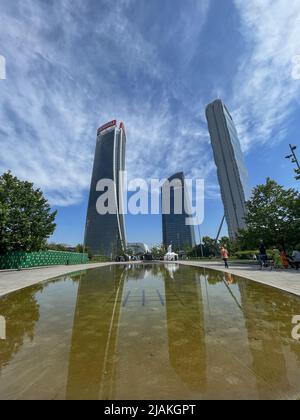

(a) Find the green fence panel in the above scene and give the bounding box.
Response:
[0,251,88,270]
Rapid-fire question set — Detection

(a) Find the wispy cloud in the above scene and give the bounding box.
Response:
[3,0,298,211]
[0,0,214,206]
[231,0,300,151]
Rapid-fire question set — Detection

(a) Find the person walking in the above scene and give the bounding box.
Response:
[258,241,267,268]
[220,246,229,269]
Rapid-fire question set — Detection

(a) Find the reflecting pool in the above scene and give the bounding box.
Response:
[0,264,300,400]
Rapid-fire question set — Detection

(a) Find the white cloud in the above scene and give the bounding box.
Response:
[0,0,213,206]
[232,0,300,151]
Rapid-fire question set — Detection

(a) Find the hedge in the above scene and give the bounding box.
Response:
[0,250,88,270]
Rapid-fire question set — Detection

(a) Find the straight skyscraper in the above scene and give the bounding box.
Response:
[162,172,196,251]
[206,100,248,238]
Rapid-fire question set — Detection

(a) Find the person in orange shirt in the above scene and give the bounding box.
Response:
[280,249,289,269]
[220,246,229,269]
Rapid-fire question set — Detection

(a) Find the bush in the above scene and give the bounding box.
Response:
[235,250,273,260]
[234,251,257,260]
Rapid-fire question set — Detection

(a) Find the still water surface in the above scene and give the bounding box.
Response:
[0,263,300,400]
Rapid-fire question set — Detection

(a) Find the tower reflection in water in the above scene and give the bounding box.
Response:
[65,264,300,399]
[66,265,126,400]
[164,264,207,393]
[2,264,299,399]
[66,264,208,399]
[238,280,291,399]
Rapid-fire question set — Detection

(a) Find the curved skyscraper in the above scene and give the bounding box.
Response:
[206,100,248,239]
[85,120,126,257]
[162,172,196,251]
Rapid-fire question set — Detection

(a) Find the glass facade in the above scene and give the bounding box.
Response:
[162,172,196,251]
[223,106,250,199]
[206,100,249,238]
[85,122,126,257]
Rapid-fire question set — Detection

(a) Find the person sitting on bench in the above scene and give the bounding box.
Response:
[291,249,300,270]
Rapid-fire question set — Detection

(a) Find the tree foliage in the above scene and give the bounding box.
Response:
[202,236,218,256]
[0,172,57,254]
[219,236,238,255]
[47,243,70,251]
[150,244,166,259]
[190,236,236,258]
[237,178,300,250]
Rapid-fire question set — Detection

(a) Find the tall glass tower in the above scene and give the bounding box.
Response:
[85,120,126,257]
[162,172,196,251]
[206,100,248,238]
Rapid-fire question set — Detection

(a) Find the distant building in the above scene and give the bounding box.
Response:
[85,120,126,257]
[127,243,150,256]
[162,172,196,251]
[206,100,249,238]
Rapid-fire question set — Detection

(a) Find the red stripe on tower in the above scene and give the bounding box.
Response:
[97,120,117,135]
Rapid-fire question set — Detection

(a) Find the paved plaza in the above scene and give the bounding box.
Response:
[0,261,299,298]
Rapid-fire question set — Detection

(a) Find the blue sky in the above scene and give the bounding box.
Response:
[0,0,300,247]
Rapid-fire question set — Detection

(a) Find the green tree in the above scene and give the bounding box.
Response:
[238,178,300,250]
[183,242,193,256]
[84,246,93,260]
[202,236,218,257]
[219,236,237,255]
[0,172,57,254]
[47,243,69,251]
[150,244,166,260]
[75,243,84,253]
[126,247,133,257]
